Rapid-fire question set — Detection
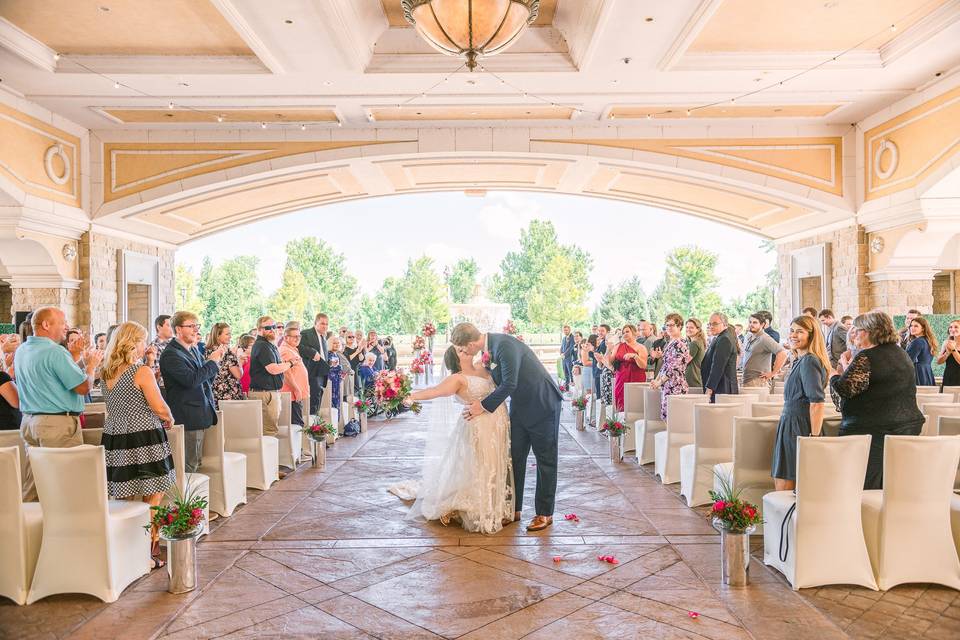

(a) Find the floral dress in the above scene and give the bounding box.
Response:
[657,338,692,421]
[212,350,244,408]
[329,360,344,409]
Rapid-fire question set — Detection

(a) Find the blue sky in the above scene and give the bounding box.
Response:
[175,191,776,309]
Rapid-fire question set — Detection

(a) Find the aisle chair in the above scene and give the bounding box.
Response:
[0,447,42,605]
[919,403,960,436]
[713,415,779,531]
[198,412,247,517]
[167,425,210,536]
[220,400,278,491]
[276,392,302,470]
[653,394,702,483]
[622,382,647,455]
[680,402,748,506]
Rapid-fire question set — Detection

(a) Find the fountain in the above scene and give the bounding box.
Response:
[449,284,511,332]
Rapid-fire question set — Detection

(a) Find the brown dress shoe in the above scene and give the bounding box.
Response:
[526,515,553,532]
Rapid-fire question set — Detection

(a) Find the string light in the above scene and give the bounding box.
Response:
[113,81,120,89]
[260,122,267,129]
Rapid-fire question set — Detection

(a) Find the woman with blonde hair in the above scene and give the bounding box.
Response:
[100,321,175,570]
[771,315,828,491]
[906,315,937,386]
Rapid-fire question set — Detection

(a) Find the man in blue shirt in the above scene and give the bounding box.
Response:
[17,306,102,500]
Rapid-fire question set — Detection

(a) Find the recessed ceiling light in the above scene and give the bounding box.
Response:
[323,81,333,86]
[260,122,267,129]
[98,5,110,12]
[300,124,306,130]
[824,1,840,8]
[216,114,224,122]
[644,17,653,22]
[164,113,174,118]
[284,19,293,24]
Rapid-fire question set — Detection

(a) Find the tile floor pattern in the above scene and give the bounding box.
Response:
[2,400,959,639]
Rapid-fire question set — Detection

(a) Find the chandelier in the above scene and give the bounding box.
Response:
[401,0,540,71]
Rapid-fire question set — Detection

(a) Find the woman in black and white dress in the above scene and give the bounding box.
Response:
[100,321,175,569]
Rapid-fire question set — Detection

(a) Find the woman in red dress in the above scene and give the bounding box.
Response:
[612,324,648,411]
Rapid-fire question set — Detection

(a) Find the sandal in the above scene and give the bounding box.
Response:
[151,555,166,571]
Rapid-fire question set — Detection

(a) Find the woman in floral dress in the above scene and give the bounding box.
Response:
[206,323,244,408]
[651,314,692,420]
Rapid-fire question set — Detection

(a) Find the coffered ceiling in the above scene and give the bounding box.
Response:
[1,0,957,130]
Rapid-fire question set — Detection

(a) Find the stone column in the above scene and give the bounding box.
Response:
[10,286,80,326]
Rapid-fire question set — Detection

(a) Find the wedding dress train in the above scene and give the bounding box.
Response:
[389,375,514,534]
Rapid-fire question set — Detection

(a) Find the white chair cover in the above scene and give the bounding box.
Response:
[765,393,785,404]
[861,435,960,590]
[221,400,279,491]
[653,394,701,482]
[940,385,960,401]
[938,416,960,489]
[81,428,103,446]
[637,387,665,466]
[680,403,748,506]
[713,416,778,531]
[750,402,783,417]
[713,394,757,408]
[26,446,150,603]
[762,435,877,590]
[276,392,302,469]
[167,426,210,536]
[915,393,948,411]
[621,383,647,455]
[319,378,333,424]
[920,403,960,436]
[0,430,27,487]
[0,446,42,605]
[199,411,247,517]
[951,494,960,559]
[916,386,942,394]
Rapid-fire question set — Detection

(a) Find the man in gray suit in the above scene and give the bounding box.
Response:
[299,313,329,415]
[819,309,847,367]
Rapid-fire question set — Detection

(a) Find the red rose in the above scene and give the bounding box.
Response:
[166,513,175,524]
[743,506,756,519]
[192,508,203,519]
[384,388,397,399]
[712,500,726,512]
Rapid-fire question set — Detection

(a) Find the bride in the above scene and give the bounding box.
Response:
[389,346,514,534]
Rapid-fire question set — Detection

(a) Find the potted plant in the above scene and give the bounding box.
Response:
[599,416,629,462]
[305,417,331,468]
[571,396,587,431]
[709,474,763,586]
[148,485,207,594]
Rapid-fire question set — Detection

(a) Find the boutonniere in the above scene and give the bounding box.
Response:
[482,352,497,370]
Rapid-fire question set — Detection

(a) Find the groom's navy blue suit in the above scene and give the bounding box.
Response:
[480,333,563,516]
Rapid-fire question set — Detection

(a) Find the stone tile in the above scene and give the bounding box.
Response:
[165,566,290,633]
[351,557,561,637]
[258,547,433,584]
[489,543,667,580]
[235,551,325,594]
[458,592,592,640]
[522,600,700,640]
[161,594,307,640]
[463,549,585,589]
[216,604,374,639]
[316,595,444,639]
[602,591,752,639]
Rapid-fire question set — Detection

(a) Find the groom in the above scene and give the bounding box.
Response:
[452,322,562,531]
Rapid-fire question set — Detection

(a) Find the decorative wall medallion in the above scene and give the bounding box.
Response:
[61,243,77,261]
[44,144,71,186]
[873,139,899,180]
[870,236,885,254]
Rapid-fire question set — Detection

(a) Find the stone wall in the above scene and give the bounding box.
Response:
[0,284,11,325]
[776,225,868,328]
[79,231,175,332]
[10,287,80,326]
[865,279,935,316]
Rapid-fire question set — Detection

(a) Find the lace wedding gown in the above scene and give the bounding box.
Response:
[390,375,514,535]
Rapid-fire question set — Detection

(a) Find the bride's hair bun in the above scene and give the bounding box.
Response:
[443,345,461,373]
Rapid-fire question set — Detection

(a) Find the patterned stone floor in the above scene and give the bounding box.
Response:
[2,399,958,639]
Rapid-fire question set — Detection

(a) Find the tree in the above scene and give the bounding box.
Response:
[594,276,650,326]
[174,264,204,321]
[490,220,592,329]
[446,258,479,304]
[267,268,309,324]
[648,246,723,322]
[284,237,357,322]
[197,255,264,332]
[528,253,590,328]
[358,257,449,334]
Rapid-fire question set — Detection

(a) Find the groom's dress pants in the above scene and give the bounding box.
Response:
[511,402,561,517]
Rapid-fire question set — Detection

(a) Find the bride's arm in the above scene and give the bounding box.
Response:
[410,374,463,401]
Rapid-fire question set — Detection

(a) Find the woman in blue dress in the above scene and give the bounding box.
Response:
[771,315,830,491]
[905,316,937,386]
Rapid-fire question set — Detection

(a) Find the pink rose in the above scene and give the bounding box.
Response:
[712,500,726,513]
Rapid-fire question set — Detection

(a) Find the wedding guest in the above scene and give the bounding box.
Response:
[150,315,173,390]
[327,336,345,412]
[384,336,398,371]
[610,324,647,412]
[758,310,779,344]
[560,325,575,387]
[651,314,691,419]
[100,321,175,569]
[733,324,745,348]
[650,327,668,378]
[684,318,706,388]
[771,315,828,491]
[16,306,103,501]
[841,315,853,329]
[701,312,739,401]
[591,325,609,422]
[206,322,243,408]
[249,316,294,439]
[238,334,255,395]
[830,311,924,489]
[0,366,21,430]
[367,331,386,371]
[740,313,787,389]
[598,332,616,410]
[2,333,19,376]
[640,321,658,377]
[819,309,847,367]
[906,316,937,386]
[802,307,818,318]
[342,332,364,391]
[280,322,309,429]
[64,329,83,364]
[160,311,221,473]
[937,319,960,389]
[359,352,377,390]
[18,312,33,344]
[94,332,107,351]
[579,334,596,398]
[899,309,921,349]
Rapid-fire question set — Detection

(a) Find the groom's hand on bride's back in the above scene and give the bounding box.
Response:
[463,400,487,421]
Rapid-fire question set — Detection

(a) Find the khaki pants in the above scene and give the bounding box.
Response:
[249,390,281,437]
[742,377,771,391]
[20,413,83,501]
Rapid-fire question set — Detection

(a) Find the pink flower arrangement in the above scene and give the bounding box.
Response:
[409,350,432,375]
[374,369,422,416]
[422,322,436,337]
[599,417,629,438]
[354,396,371,415]
[503,319,517,335]
[571,396,587,411]
[306,419,335,442]
[412,335,426,351]
[708,475,763,533]
[148,485,207,539]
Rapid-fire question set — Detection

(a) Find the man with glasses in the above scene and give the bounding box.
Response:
[280,322,310,430]
[159,311,223,472]
[299,313,330,417]
[250,316,297,440]
[701,312,739,401]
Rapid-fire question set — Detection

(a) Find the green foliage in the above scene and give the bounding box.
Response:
[894,314,957,377]
[197,255,264,333]
[359,257,449,334]
[267,268,309,324]
[446,258,479,304]
[648,246,723,323]
[490,220,592,330]
[174,264,204,323]
[284,238,357,321]
[594,276,650,326]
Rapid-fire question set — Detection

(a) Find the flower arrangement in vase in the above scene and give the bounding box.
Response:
[708,475,762,533]
[422,322,436,337]
[412,335,426,351]
[306,417,336,442]
[599,417,629,438]
[374,369,422,417]
[571,396,587,411]
[148,485,207,540]
[354,395,371,415]
[503,319,517,335]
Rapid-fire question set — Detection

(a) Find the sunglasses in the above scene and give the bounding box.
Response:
[260,324,279,330]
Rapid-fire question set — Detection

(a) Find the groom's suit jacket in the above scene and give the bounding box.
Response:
[480,333,562,426]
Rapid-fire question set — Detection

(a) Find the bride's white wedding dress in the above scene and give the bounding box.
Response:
[389,375,514,535]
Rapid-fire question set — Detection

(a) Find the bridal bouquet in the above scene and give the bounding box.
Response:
[374,369,422,417]
[422,322,436,337]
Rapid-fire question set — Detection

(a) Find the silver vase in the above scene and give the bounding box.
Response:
[575,410,585,431]
[163,528,201,594]
[609,434,622,463]
[715,520,755,587]
[360,413,367,433]
[309,438,325,469]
